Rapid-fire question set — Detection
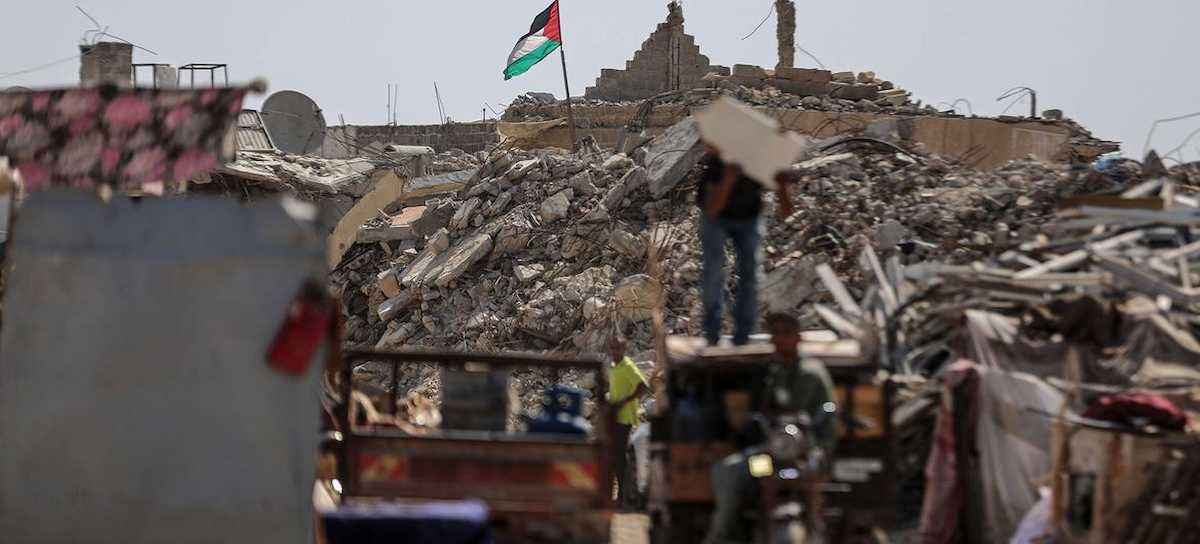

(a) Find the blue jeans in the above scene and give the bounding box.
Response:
[700,214,762,346]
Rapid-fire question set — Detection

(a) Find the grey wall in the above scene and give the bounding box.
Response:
[322,122,499,158]
[0,191,324,544]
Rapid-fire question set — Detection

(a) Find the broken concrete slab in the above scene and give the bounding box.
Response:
[398,245,448,288]
[568,171,598,197]
[376,322,419,349]
[432,233,494,287]
[540,189,574,223]
[357,222,415,243]
[513,263,545,283]
[602,153,634,172]
[611,274,664,322]
[486,190,514,217]
[505,159,541,182]
[605,167,645,211]
[609,229,646,259]
[581,204,611,224]
[830,83,879,101]
[644,118,704,199]
[411,200,457,238]
[378,291,418,322]
[428,227,451,253]
[376,268,402,299]
[450,197,482,231]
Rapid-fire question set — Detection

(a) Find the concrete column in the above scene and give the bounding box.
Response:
[154,65,178,89]
[79,42,133,87]
[775,0,796,71]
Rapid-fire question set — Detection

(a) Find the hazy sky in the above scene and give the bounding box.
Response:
[4,1,1199,160]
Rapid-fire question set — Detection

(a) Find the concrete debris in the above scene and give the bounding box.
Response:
[609,229,646,259]
[449,197,481,230]
[411,200,457,238]
[604,167,645,211]
[580,204,611,224]
[427,228,451,253]
[513,263,545,283]
[611,274,664,322]
[643,118,704,198]
[539,189,573,223]
[506,159,541,182]
[431,233,493,287]
[601,153,633,172]
[331,123,1138,366]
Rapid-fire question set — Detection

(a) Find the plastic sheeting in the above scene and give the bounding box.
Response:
[918,360,1064,543]
[975,368,1063,541]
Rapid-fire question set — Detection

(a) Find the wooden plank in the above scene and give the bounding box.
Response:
[1094,255,1200,306]
[816,264,862,317]
[814,303,864,339]
[862,247,897,312]
[1059,195,1164,211]
[1013,231,1143,279]
[1076,206,1200,226]
[1120,178,1164,198]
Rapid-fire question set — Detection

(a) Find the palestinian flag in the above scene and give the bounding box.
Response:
[504,1,562,80]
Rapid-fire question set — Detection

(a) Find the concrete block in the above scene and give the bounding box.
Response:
[732,64,769,80]
[832,71,856,83]
[376,268,402,298]
[830,83,879,101]
[766,78,832,97]
[774,67,832,84]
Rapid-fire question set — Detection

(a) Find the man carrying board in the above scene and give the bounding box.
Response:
[694,97,809,346]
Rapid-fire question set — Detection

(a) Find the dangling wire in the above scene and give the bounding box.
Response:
[741,1,776,40]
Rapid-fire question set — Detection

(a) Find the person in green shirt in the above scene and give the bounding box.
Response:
[606,334,648,505]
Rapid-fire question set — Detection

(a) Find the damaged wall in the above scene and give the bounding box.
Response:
[506,102,1074,170]
[322,122,499,158]
[79,42,133,87]
[584,2,727,102]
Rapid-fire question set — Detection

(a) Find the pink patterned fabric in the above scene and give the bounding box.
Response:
[0,85,247,191]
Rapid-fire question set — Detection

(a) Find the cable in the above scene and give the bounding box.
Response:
[796,44,827,70]
[0,51,90,81]
[741,1,776,40]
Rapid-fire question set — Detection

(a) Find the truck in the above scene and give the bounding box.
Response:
[646,335,899,543]
[325,349,616,544]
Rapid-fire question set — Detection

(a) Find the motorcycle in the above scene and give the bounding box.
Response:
[743,414,828,544]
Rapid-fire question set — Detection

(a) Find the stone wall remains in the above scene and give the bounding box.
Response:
[584,2,726,102]
[321,122,499,158]
[79,42,133,87]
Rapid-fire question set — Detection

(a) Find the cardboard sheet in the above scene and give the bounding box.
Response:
[693,97,811,189]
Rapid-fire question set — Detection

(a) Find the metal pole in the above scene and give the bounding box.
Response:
[559,46,578,152]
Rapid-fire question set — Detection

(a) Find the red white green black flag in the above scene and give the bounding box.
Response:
[504,1,562,80]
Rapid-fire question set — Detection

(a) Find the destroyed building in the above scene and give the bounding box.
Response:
[501,1,1118,170]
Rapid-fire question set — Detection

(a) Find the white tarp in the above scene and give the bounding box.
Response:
[975,367,1064,542]
[0,191,324,543]
[693,96,812,189]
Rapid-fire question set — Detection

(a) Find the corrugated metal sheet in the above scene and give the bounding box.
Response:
[237,110,275,152]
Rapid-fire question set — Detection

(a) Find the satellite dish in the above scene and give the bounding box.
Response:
[261,90,327,155]
[3,86,31,93]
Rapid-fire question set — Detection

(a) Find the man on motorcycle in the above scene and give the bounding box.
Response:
[704,313,837,544]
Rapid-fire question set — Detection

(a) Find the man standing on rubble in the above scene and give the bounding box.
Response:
[705,313,836,544]
[698,144,795,346]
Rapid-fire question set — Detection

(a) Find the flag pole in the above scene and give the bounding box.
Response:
[558,48,578,152]
[557,2,579,152]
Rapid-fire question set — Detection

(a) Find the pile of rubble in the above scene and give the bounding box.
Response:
[427,149,485,176]
[332,118,1124,360]
[812,172,1200,539]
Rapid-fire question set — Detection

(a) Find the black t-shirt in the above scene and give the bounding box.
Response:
[695,154,763,220]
